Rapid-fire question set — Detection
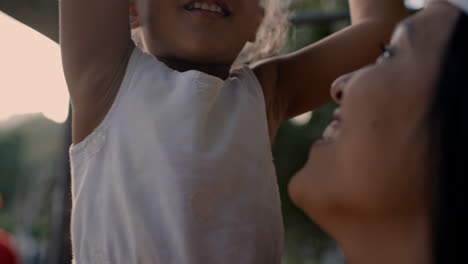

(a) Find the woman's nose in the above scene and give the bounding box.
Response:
[330,72,354,104]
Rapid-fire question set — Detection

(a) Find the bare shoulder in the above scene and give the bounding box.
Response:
[68,41,136,144]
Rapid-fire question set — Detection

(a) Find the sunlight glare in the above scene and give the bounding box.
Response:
[291,112,312,126]
[0,11,69,123]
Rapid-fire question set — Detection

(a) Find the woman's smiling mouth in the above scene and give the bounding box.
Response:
[322,108,342,141]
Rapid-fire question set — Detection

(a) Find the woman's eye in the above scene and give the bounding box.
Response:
[377,43,395,63]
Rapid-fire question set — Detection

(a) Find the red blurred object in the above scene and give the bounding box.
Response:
[0,229,19,264]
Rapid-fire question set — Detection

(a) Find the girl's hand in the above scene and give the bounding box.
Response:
[432,0,468,14]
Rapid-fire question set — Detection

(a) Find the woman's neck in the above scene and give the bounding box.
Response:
[327,213,432,264]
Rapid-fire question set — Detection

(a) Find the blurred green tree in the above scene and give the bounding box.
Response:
[0,133,23,206]
[276,1,348,263]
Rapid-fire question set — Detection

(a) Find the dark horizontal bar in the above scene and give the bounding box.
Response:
[290,8,419,26]
[290,10,350,25]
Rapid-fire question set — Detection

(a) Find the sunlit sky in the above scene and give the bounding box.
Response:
[0,11,69,123]
[0,0,424,124]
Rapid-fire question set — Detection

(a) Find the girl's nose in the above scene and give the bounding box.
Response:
[330,72,354,104]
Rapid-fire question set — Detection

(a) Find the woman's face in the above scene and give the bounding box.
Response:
[289,3,461,224]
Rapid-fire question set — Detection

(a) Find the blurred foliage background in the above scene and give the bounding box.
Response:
[0,0,395,263]
[276,2,347,263]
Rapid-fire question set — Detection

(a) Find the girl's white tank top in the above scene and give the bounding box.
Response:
[69,46,284,264]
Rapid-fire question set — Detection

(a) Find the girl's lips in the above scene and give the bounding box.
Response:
[184,0,232,17]
[187,8,227,18]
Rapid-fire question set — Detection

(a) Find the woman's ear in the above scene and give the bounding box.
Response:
[129,0,140,29]
[249,6,265,42]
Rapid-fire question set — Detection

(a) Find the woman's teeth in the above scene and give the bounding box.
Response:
[185,2,227,16]
[322,120,341,141]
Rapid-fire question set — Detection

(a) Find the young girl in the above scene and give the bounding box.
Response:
[59,0,406,263]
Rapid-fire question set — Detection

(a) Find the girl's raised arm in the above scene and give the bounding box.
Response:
[254,0,407,126]
[59,0,134,143]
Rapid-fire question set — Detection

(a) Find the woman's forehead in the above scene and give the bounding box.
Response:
[404,2,461,51]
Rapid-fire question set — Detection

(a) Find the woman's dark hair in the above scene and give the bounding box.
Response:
[431,12,468,264]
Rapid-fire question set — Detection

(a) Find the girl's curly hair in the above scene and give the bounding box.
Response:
[237,0,290,65]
